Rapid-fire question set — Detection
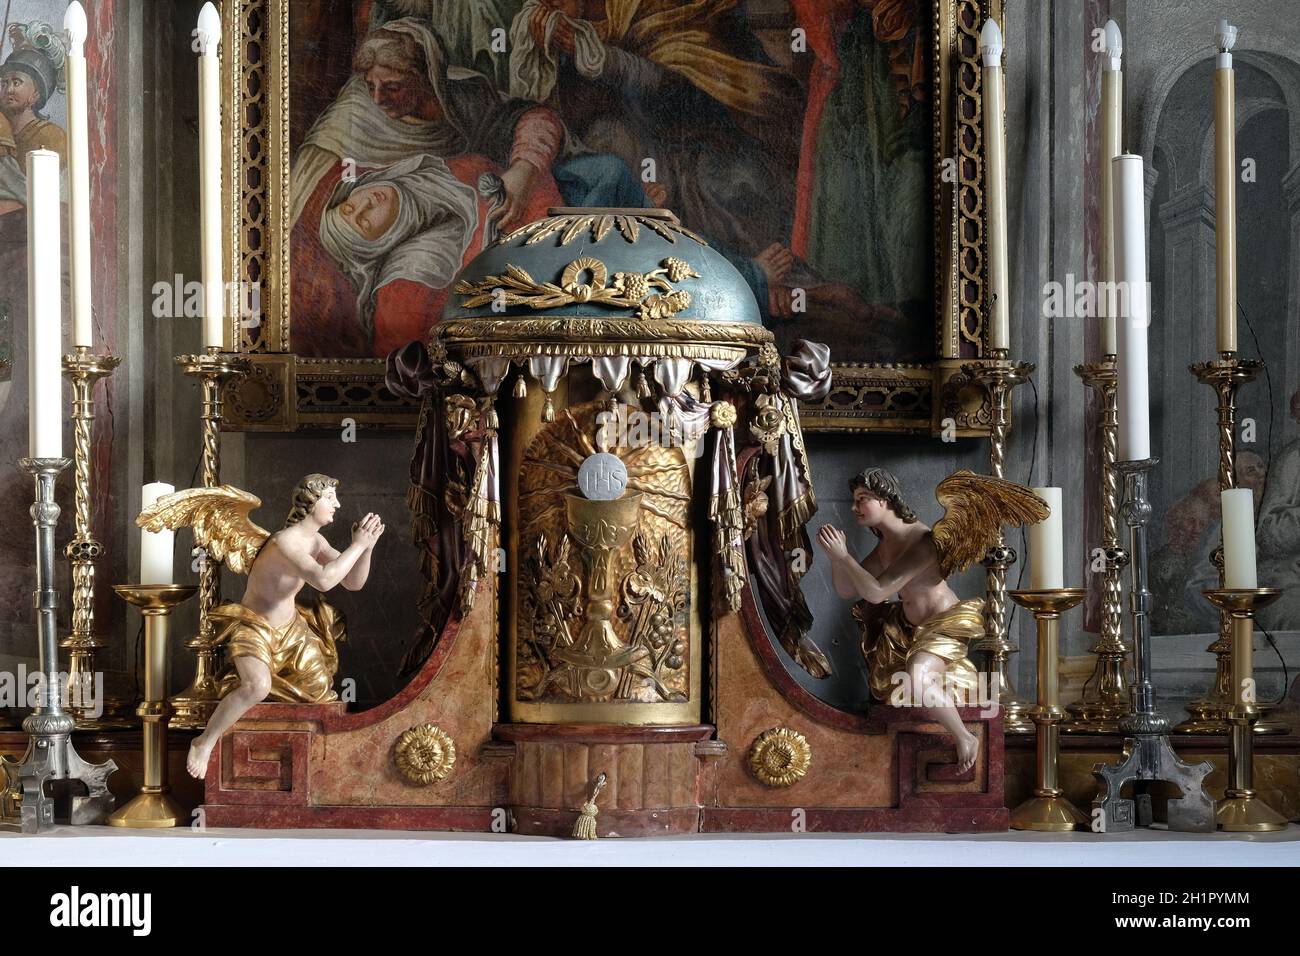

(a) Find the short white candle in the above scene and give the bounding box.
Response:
[1221,488,1258,589]
[140,482,175,585]
[196,2,224,349]
[65,1,94,348]
[27,149,63,459]
[1029,487,1064,590]
[1113,154,1150,461]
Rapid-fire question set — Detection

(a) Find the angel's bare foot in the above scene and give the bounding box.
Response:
[955,729,979,774]
[187,736,215,779]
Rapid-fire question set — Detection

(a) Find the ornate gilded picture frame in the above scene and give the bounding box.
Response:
[220,0,1002,434]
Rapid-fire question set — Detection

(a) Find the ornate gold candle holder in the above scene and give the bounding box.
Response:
[1008,588,1087,830]
[172,347,249,729]
[962,352,1035,734]
[1201,587,1288,831]
[110,584,198,828]
[61,346,132,728]
[1066,358,1132,732]
[1178,356,1285,734]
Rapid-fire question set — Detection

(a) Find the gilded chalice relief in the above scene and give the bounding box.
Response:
[513,400,694,712]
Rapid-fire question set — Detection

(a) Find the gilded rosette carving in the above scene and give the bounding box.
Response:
[394,724,457,785]
[515,401,692,707]
[749,728,812,788]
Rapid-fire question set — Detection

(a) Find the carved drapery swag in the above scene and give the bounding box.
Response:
[742,340,834,678]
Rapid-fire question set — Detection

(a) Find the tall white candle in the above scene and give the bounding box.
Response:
[1221,488,1258,589]
[196,2,224,349]
[64,1,93,348]
[979,19,1009,352]
[1029,487,1064,589]
[1113,154,1150,461]
[1214,21,1238,355]
[140,482,175,585]
[28,149,62,459]
[1099,20,1123,357]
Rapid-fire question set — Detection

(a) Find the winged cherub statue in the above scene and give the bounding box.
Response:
[138,475,385,778]
[816,469,1048,773]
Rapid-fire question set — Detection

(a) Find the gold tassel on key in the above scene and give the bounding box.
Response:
[572,772,607,840]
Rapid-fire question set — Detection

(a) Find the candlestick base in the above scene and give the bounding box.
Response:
[1010,795,1091,832]
[1215,796,1289,832]
[107,790,185,829]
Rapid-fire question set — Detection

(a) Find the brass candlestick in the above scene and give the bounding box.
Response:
[1177,356,1285,733]
[61,347,132,728]
[110,584,198,827]
[962,352,1035,734]
[1201,588,1288,831]
[1066,358,1132,731]
[1008,587,1087,830]
[172,348,249,729]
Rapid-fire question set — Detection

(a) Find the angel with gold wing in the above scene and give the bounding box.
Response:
[137,475,385,778]
[816,469,1049,773]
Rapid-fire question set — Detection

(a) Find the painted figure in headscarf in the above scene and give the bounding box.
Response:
[291,18,565,357]
[318,154,479,354]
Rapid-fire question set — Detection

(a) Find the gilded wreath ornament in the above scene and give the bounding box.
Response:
[455,257,701,320]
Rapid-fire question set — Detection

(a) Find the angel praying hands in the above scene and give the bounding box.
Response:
[816,469,1048,773]
[138,474,385,778]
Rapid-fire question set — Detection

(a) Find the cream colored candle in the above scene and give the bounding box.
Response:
[979,19,1009,352]
[1113,154,1150,461]
[1221,488,1258,589]
[1214,21,1238,355]
[1029,487,1063,589]
[140,482,175,585]
[197,2,224,349]
[64,1,93,348]
[1100,20,1123,356]
[28,149,62,459]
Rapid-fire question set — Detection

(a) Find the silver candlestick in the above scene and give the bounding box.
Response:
[1091,458,1215,832]
[0,458,117,832]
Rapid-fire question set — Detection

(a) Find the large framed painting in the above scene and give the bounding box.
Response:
[221,0,1003,434]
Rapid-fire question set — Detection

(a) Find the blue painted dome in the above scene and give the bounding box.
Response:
[443,208,762,325]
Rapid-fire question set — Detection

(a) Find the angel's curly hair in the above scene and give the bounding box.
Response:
[849,467,918,538]
[283,474,339,528]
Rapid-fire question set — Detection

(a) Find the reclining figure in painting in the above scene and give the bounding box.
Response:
[138,475,385,778]
[816,469,1048,773]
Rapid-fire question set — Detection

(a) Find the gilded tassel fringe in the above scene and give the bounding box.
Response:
[542,394,555,422]
[513,376,527,398]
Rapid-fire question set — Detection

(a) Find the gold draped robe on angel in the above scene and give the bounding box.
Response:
[854,598,983,703]
[212,597,346,704]
[137,485,348,705]
[849,471,1049,705]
